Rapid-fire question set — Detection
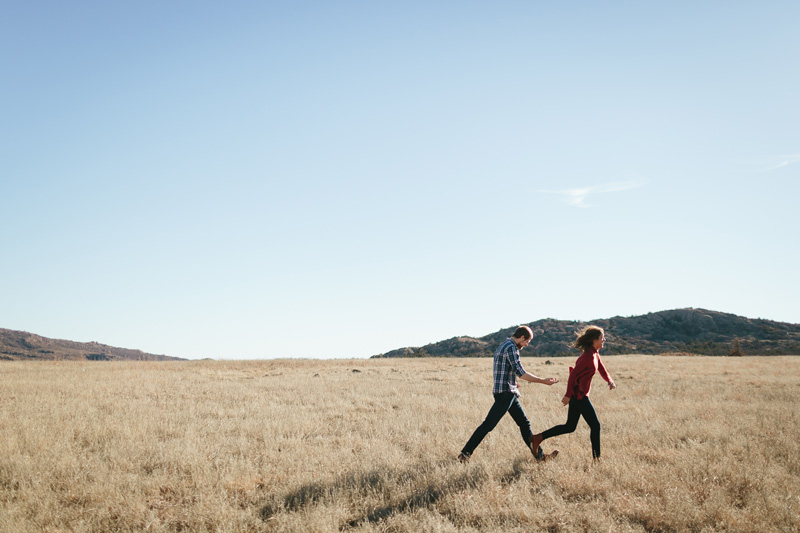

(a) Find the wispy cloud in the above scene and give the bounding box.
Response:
[760,154,800,172]
[539,181,645,208]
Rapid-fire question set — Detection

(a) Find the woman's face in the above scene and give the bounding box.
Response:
[592,334,606,350]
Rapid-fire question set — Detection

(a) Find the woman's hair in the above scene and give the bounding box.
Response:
[575,325,604,351]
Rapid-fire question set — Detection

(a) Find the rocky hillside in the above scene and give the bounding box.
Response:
[0,328,183,361]
[373,308,800,358]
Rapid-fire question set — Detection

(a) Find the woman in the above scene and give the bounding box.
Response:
[530,325,616,459]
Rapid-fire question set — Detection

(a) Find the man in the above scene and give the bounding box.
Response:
[458,325,558,462]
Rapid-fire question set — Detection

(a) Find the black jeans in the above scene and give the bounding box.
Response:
[542,396,601,458]
[461,392,533,456]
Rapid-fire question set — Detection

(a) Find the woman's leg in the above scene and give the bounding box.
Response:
[576,397,601,458]
[541,396,581,440]
[461,392,515,456]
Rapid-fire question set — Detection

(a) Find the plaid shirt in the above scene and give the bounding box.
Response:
[492,338,527,394]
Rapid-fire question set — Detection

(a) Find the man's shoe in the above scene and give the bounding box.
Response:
[534,449,559,462]
[457,452,470,463]
[533,445,544,461]
[542,449,559,462]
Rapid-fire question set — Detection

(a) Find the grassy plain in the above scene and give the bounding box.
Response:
[1,355,798,532]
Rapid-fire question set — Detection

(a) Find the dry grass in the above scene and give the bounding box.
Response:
[1,355,798,532]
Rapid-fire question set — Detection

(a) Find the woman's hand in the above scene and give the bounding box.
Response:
[561,395,570,406]
[608,380,616,390]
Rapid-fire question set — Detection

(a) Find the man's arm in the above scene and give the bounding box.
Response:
[507,344,527,378]
[520,372,558,385]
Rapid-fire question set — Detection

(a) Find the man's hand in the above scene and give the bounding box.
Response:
[521,373,559,385]
[561,395,570,406]
[608,380,616,390]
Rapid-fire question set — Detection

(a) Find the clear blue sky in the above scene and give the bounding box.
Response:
[2,2,798,359]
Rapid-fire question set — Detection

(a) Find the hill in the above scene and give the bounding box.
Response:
[0,328,183,361]
[373,308,800,358]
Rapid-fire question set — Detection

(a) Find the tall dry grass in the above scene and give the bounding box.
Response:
[1,355,798,532]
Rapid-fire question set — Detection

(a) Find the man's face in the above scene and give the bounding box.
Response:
[515,336,531,349]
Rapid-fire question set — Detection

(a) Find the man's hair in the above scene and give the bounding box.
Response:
[512,325,533,340]
[575,325,604,351]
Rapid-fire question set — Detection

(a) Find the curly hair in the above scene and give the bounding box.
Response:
[575,325,604,351]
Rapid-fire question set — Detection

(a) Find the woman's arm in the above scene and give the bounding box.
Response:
[597,355,616,389]
[565,352,590,398]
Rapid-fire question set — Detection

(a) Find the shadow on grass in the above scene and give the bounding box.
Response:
[499,456,529,487]
[260,459,491,529]
[342,469,487,529]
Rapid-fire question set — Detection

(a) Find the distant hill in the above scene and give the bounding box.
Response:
[0,328,183,361]
[373,308,800,358]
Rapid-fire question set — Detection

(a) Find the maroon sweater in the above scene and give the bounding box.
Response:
[565,348,612,400]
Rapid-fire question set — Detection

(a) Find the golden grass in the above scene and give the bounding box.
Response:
[1,355,798,532]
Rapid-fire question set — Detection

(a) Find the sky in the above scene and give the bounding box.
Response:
[2,1,798,359]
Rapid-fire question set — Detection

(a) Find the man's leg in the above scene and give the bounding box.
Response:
[506,395,534,449]
[461,392,514,457]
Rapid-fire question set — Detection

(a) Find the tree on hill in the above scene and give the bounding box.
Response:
[373,308,800,358]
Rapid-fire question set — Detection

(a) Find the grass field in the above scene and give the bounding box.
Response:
[1,355,798,532]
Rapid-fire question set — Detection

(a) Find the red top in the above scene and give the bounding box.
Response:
[565,348,612,400]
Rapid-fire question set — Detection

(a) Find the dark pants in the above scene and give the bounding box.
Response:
[461,392,533,456]
[542,396,602,458]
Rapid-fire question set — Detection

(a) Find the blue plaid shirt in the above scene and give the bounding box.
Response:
[493,338,527,394]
